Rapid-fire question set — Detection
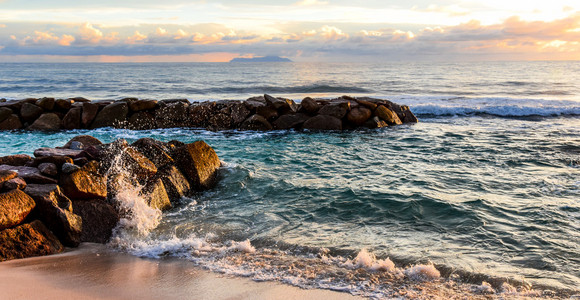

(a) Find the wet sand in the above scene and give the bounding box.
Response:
[0,243,361,300]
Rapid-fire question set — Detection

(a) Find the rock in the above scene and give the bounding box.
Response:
[81,102,99,128]
[0,154,32,166]
[24,184,82,247]
[73,157,89,167]
[141,178,172,211]
[244,98,266,111]
[38,163,58,177]
[264,94,297,112]
[399,105,419,123]
[118,147,158,183]
[0,189,36,230]
[356,99,378,110]
[155,102,188,128]
[62,107,82,129]
[69,141,83,150]
[55,99,73,111]
[72,200,119,243]
[60,161,107,200]
[34,148,82,158]
[256,106,279,121]
[61,163,81,174]
[208,113,233,130]
[0,165,57,184]
[36,97,55,111]
[318,102,350,119]
[272,113,310,129]
[0,114,23,130]
[3,177,27,191]
[62,135,102,149]
[127,112,156,130]
[346,107,372,126]
[0,170,17,189]
[129,99,158,112]
[27,113,62,131]
[90,102,128,129]
[375,105,402,125]
[70,97,91,103]
[303,115,343,131]
[31,156,73,169]
[300,97,321,114]
[229,102,251,125]
[132,138,174,168]
[189,102,217,127]
[364,116,389,129]
[0,107,12,123]
[240,114,273,131]
[173,141,221,190]
[156,165,191,202]
[20,103,44,122]
[0,220,64,261]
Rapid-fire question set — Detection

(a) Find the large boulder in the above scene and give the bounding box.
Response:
[72,200,119,243]
[0,220,64,261]
[118,147,158,183]
[90,102,128,129]
[272,113,310,129]
[303,115,343,130]
[300,97,320,114]
[131,138,174,168]
[189,102,217,127]
[24,184,82,247]
[156,165,191,202]
[33,148,82,158]
[346,107,372,126]
[30,156,73,169]
[129,99,158,112]
[0,165,57,184]
[27,113,62,131]
[55,99,73,111]
[0,189,36,230]
[375,105,402,125]
[0,170,17,189]
[60,161,107,200]
[20,103,44,122]
[127,112,156,130]
[0,154,32,166]
[36,97,55,111]
[364,116,389,129]
[240,114,273,131]
[229,102,252,125]
[0,114,23,130]
[38,163,58,177]
[318,102,350,119]
[81,102,99,128]
[141,179,172,211]
[0,107,12,123]
[256,106,278,121]
[173,141,220,190]
[62,107,82,129]
[155,102,188,128]
[62,135,102,149]
[3,177,27,191]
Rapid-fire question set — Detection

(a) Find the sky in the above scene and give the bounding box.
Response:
[0,0,579,62]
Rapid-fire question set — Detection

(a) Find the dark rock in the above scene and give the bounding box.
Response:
[0,189,36,230]
[156,165,191,202]
[34,148,82,158]
[173,141,220,190]
[141,178,172,211]
[229,102,251,125]
[20,103,44,122]
[129,99,158,112]
[264,94,294,112]
[70,97,91,103]
[72,200,119,243]
[346,107,372,126]
[61,163,81,174]
[55,99,73,111]
[0,165,57,184]
[0,170,17,189]
[69,141,83,150]
[24,184,81,247]
[90,102,129,129]
[303,115,343,131]
[189,102,217,127]
[73,157,89,167]
[318,102,350,119]
[167,140,185,149]
[155,102,188,128]
[0,220,64,261]
[375,105,402,125]
[0,114,23,130]
[356,99,378,110]
[240,114,273,131]
[244,99,266,111]
[132,138,174,168]
[3,177,27,191]
[208,113,233,130]
[62,135,102,149]
[81,102,99,128]
[117,147,158,183]
[127,112,156,130]
[300,97,321,114]
[36,97,55,111]
[364,116,389,129]
[62,107,82,129]
[31,156,73,169]
[400,105,419,123]
[0,107,12,123]
[0,154,32,166]
[256,106,279,121]
[27,113,62,131]
[38,163,58,177]
[60,161,107,200]
[272,113,310,129]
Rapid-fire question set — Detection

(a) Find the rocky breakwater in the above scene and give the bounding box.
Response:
[0,135,221,261]
[0,95,417,131]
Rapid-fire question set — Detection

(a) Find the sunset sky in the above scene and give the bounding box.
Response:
[1,0,579,62]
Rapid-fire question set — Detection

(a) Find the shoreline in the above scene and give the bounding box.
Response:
[0,243,362,300]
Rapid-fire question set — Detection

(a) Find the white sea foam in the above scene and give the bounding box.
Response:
[404,263,441,281]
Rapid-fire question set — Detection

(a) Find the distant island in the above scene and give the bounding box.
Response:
[230,56,292,62]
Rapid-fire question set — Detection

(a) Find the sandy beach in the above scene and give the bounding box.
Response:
[0,243,361,300]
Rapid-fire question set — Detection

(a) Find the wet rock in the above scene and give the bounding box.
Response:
[141,178,172,211]
[31,156,73,169]
[318,102,350,119]
[0,165,57,184]
[244,98,266,111]
[0,114,23,130]
[60,160,107,200]
[364,116,389,129]
[55,99,73,111]
[36,97,55,111]
[240,114,273,131]
[70,97,91,103]
[189,102,216,127]
[0,189,36,230]
[24,184,82,247]
[356,99,378,110]
[128,112,156,130]
[132,138,174,168]
[119,147,158,183]
[61,163,81,174]
[20,103,44,122]
[0,154,32,166]
[129,99,158,112]
[156,165,191,201]
[264,94,297,112]
[0,220,64,262]
[90,102,128,129]
[0,107,12,123]
[81,102,99,128]
[28,113,62,131]
[38,163,58,177]
[0,170,17,189]
[229,102,252,125]
[62,107,82,129]
[272,113,310,129]
[173,140,221,190]
[346,107,372,126]
[375,105,402,125]
[155,102,188,128]
[73,157,88,167]
[256,106,279,121]
[3,177,27,191]
[34,148,82,158]
[62,135,103,149]
[303,115,343,131]
[72,200,119,243]
[208,113,233,130]
[300,97,320,114]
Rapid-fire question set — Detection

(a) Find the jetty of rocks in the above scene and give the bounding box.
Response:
[0,135,220,261]
[0,94,417,131]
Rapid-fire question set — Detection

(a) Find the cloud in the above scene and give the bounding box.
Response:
[0,24,6,28]
[79,23,103,44]
[414,4,470,17]
[294,0,328,6]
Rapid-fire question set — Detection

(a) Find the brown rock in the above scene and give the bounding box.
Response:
[0,154,32,166]
[346,107,372,126]
[62,135,103,149]
[0,114,23,130]
[364,116,389,129]
[356,99,378,110]
[118,147,158,183]
[244,99,266,111]
[155,102,188,128]
[129,99,158,112]
[31,156,73,169]
[0,170,17,189]
[0,189,36,230]
[60,160,107,200]
[318,102,350,119]
[62,107,82,129]
[272,113,310,129]
[141,178,172,211]
[0,220,64,262]
[300,97,321,114]
[207,113,233,130]
[127,112,156,130]
[28,113,62,131]
[55,99,73,111]
[131,138,174,168]
[70,97,91,103]
[302,115,343,131]
[229,102,251,125]
[375,105,403,125]
[256,106,279,121]
[72,200,119,243]
[0,165,57,184]
[156,165,191,202]
[90,102,129,129]
[0,107,12,123]
[34,148,82,158]
[189,102,217,127]
[81,102,99,128]
[20,103,44,122]
[38,163,58,177]
[3,177,27,191]
[240,114,273,131]
[36,97,55,111]
[264,94,297,112]
[173,141,220,190]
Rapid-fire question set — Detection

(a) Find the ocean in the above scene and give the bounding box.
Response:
[1,61,579,297]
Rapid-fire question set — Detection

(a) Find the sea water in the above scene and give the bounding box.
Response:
[0,61,579,297]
